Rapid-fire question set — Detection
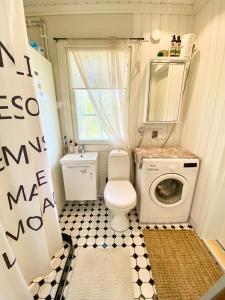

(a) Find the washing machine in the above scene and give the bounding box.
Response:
[135,158,199,223]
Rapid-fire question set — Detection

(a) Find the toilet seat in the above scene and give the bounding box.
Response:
[104,180,137,209]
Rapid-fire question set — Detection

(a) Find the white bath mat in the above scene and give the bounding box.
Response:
[66,247,134,300]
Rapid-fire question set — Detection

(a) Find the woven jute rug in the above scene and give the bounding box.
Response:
[143,229,223,300]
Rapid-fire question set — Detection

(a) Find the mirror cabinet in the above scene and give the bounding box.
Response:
[144,58,189,123]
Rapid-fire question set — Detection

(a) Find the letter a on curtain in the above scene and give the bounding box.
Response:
[0,1,62,299]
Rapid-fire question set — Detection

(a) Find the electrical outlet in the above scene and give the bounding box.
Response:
[144,124,167,140]
[152,130,158,138]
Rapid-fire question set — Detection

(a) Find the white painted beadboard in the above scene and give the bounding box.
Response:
[24,2,194,16]
[24,0,196,5]
[180,0,225,237]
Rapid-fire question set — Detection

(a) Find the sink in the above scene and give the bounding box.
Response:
[60,152,98,165]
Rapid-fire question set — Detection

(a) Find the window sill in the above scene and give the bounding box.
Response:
[81,143,113,152]
[78,140,111,145]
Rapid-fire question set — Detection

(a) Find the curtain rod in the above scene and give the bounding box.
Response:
[53,37,145,42]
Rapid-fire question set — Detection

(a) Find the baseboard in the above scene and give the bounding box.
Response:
[188,216,196,229]
[203,238,225,272]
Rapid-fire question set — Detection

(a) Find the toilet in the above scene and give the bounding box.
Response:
[104,150,137,231]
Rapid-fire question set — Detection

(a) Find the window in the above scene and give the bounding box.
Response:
[74,89,110,141]
[67,46,128,143]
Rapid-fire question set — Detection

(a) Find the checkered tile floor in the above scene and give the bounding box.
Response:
[29,242,70,300]
[30,198,192,299]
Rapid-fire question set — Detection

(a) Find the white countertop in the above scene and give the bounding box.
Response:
[60,152,98,165]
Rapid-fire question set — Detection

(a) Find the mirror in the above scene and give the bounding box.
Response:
[145,61,186,123]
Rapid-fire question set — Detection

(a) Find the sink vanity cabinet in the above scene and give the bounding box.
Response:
[60,152,98,201]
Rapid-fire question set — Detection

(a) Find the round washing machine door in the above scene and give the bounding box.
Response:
[150,174,189,207]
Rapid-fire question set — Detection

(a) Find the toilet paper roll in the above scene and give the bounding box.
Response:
[180,45,193,58]
[181,33,195,46]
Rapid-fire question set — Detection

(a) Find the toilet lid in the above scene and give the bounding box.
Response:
[104,181,137,209]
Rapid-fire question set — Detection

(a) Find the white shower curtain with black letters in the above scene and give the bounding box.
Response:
[0,1,62,299]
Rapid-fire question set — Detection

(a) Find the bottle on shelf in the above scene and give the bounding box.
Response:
[176,35,181,57]
[68,139,74,153]
[74,142,79,153]
[169,35,177,57]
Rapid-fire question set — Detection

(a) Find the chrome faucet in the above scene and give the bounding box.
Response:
[79,144,85,154]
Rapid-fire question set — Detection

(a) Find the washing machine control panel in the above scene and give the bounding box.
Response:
[143,159,199,173]
[168,164,177,172]
[145,162,180,171]
[184,162,198,168]
[146,163,161,172]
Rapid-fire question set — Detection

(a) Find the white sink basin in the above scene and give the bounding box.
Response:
[60,152,98,165]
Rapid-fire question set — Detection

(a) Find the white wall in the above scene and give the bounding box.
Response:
[26,12,194,195]
[180,0,225,238]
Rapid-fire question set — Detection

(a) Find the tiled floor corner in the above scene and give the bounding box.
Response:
[30,243,70,300]
[30,198,192,300]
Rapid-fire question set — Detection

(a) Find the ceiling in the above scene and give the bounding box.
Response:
[23,0,196,7]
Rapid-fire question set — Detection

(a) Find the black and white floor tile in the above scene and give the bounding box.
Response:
[30,198,192,300]
[29,242,70,300]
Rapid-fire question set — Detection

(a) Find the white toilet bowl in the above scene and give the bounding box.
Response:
[104,180,137,231]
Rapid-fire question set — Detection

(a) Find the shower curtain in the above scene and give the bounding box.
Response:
[0,1,62,299]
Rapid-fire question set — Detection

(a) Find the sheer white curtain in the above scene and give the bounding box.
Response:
[70,39,130,150]
[128,42,142,150]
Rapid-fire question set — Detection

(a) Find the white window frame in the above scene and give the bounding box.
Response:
[73,87,114,143]
[57,40,131,145]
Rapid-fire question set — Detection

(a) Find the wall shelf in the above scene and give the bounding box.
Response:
[151,57,190,63]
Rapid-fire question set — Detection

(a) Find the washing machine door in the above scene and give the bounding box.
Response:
[150,174,189,207]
